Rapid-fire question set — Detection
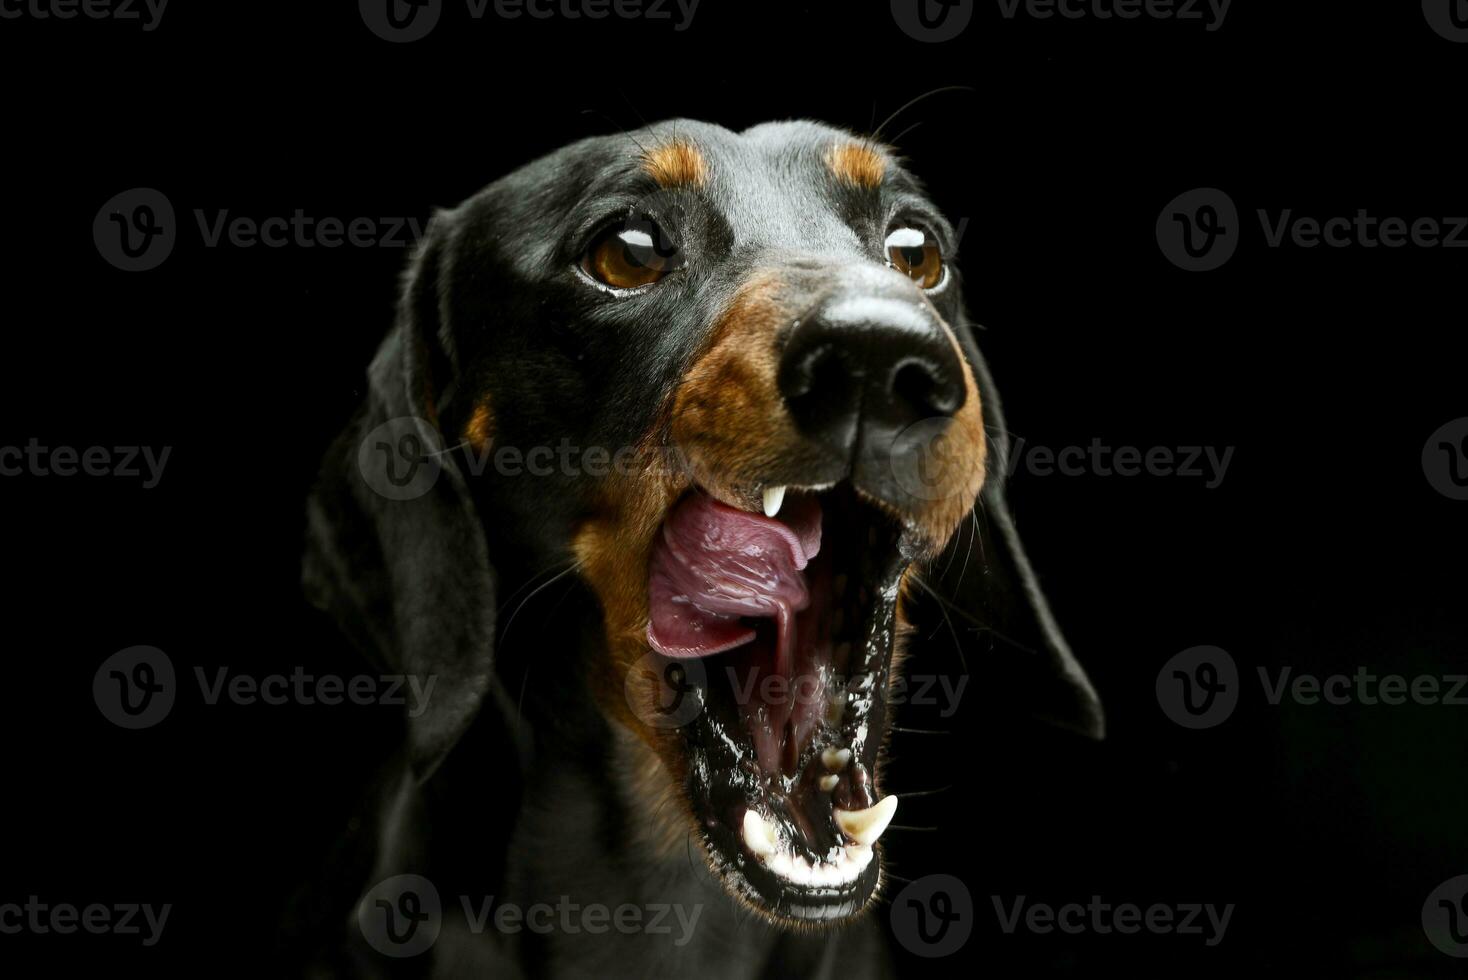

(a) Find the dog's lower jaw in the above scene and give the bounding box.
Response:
[493,725,895,979]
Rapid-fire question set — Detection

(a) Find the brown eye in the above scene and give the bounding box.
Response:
[582,215,684,290]
[884,226,944,289]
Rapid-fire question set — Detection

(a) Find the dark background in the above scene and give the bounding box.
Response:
[2,0,1465,975]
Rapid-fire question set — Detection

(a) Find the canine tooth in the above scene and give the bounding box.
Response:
[768,852,794,877]
[762,484,786,517]
[819,773,839,792]
[821,747,852,772]
[742,810,779,857]
[834,796,898,846]
[844,843,874,869]
[823,693,845,728]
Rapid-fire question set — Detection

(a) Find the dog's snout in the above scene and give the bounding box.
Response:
[777,294,966,455]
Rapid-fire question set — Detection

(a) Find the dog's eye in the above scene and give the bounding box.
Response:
[884,227,943,290]
[582,216,684,290]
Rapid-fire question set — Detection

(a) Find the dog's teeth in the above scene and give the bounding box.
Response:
[821,747,852,772]
[819,773,839,792]
[823,692,845,728]
[834,796,898,846]
[742,809,779,857]
[762,484,786,518]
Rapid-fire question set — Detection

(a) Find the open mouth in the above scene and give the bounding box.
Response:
[646,483,907,922]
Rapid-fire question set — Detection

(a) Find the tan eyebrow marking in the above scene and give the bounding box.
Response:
[825,141,887,189]
[641,139,709,188]
[464,400,494,454]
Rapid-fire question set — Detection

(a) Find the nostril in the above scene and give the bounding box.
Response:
[779,339,863,450]
[781,341,841,401]
[891,357,960,418]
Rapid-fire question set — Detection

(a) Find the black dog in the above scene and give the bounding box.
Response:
[303,119,1102,977]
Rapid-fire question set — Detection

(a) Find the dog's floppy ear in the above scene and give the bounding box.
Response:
[910,312,1105,739]
[303,212,499,778]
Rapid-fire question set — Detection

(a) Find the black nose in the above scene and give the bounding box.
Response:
[777,294,966,457]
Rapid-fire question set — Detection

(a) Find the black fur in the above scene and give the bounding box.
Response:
[301,119,1101,978]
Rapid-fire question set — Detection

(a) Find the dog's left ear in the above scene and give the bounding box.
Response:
[907,310,1105,739]
[303,213,500,779]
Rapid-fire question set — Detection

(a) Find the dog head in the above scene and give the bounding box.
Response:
[306,119,1102,928]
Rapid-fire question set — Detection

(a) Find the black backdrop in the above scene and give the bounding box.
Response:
[2,0,1466,975]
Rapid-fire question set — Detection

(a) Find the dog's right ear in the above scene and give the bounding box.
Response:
[303,212,499,781]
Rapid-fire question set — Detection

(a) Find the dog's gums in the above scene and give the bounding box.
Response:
[646,484,907,920]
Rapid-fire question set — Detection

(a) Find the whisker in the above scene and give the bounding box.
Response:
[888,785,953,798]
[953,505,975,594]
[891,726,949,735]
[579,107,648,156]
[888,120,925,148]
[871,86,974,143]
[906,571,970,673]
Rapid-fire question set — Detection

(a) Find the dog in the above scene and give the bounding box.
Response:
[301,119,1103,978]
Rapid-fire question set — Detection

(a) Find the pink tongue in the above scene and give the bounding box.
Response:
[647,493,822,670]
